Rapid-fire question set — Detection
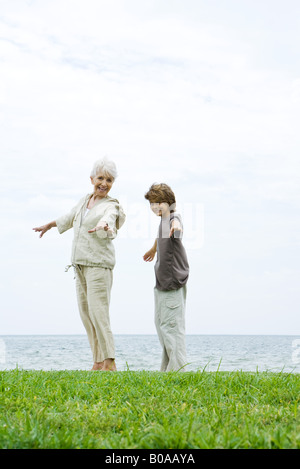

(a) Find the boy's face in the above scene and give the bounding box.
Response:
[150,202,170,217]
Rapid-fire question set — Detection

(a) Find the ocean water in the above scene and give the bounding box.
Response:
[1,335,300,373]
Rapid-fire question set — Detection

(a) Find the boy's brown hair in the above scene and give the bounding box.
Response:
[144,183,176,212]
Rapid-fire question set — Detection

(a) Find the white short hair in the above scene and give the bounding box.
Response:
[90,157,118,180]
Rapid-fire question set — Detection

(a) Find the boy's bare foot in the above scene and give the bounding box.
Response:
[91,361,104,370]
[102,358,117,371]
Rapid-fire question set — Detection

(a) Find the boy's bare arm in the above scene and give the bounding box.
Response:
[143,239,157,262]
[169,218,182,237]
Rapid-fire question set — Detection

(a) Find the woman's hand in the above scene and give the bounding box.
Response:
[88,221,109,233]
[32,221,56,238]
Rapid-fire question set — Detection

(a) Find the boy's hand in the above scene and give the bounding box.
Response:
[143,248,156,262]
[169,219,182,237]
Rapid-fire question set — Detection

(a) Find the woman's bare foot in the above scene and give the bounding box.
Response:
[102,358,117,371]
[91,361,104,370]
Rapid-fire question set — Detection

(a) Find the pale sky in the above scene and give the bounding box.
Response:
[1,0,300,335]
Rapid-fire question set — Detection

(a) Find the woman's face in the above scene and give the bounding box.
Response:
[90,171,114,198]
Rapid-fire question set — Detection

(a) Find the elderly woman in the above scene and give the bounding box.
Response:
[33,158,125,371]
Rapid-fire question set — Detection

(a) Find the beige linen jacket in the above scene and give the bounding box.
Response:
[56,194,126,269]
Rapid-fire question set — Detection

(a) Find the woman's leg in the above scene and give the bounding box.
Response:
[75,265,103,367]
[86,266,116,370]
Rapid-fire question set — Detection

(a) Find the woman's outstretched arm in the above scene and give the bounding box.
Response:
[32,221,57,238]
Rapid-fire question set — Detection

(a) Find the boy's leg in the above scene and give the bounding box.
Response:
[163,286,187,371]
[154,286,187,372]
[154,288,169,371]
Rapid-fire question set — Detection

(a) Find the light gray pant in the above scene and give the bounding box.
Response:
[75,264,115,363]
[154,286,187,372]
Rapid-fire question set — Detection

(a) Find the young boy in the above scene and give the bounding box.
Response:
[143,183,189,372]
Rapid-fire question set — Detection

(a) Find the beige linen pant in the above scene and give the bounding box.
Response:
[75,265,115,363]
[154,286,187,372]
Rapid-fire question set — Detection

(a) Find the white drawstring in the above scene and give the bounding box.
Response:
[65,264,80,279]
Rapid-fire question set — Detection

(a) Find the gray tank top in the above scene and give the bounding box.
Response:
[154,213,189,291]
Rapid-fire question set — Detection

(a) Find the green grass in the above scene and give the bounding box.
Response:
[0,369,299,449]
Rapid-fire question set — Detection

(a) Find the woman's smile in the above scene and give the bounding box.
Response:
[97,185,107,193]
